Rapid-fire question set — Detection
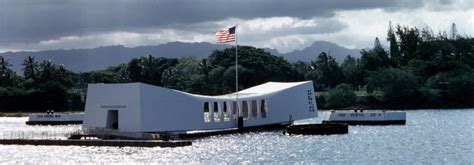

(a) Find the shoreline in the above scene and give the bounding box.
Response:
[1,108,473,117]
[320,108,474,111]
[0,111,83,117]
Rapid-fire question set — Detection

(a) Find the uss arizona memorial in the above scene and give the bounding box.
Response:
[83,81,318,133]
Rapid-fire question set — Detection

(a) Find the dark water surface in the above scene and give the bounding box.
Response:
[0,109,473,163]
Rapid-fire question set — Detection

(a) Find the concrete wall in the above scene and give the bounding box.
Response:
[83,83,141,132]
[139,84,235,132]
[254,81,317,125]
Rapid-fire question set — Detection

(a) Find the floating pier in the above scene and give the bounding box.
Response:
[76,122,291,141]
[25,121,83,125]
[180,122,289,139]
[322,110,406,125]
[286,123,349,135]
[0,139,191,148]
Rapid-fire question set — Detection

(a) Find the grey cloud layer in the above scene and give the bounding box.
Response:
[0,0,429,44]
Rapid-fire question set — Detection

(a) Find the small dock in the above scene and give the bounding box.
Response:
[0,139,191,148]
[286,123,349,135]
[25,121,83,125]
[26,113,84,125]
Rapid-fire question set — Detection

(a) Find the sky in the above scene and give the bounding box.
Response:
[0,0,472,53]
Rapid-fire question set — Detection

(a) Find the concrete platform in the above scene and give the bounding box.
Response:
[0,139,191,148]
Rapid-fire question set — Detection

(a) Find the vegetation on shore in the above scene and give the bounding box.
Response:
[0,23,473,112]
[0,112,28,117]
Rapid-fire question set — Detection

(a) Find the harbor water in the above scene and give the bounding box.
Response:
[0,109,473,163]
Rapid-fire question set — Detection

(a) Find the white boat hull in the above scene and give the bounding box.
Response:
[26,113,84,125]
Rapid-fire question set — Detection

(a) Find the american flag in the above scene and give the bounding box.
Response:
[215,26,236,43]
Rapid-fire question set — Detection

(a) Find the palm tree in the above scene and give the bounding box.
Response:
[0,56,14,86]
[22,56,38,81]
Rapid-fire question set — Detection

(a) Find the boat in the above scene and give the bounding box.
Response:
[322,110,406,125]
[26,112,84,125]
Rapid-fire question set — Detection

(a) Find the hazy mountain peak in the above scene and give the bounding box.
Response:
[284,41,361,63]
[310,40,337,47]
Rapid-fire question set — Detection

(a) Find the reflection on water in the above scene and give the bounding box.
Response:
[0,110,473,163]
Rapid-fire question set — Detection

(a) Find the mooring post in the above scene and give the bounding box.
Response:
[238,116,244,132]
[289,115,293,125]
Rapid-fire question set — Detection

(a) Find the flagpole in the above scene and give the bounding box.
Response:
[235,26,239,117]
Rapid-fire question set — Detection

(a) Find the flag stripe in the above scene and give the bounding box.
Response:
[215,26,236,43]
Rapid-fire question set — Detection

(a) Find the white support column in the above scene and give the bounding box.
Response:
[237,101,242,118]
[209,102,214,123]
[219,102,224,122]
[256,100,261,119]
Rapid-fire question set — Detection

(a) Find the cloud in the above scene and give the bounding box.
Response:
[5,30,213,51]
[0,0,471,53]
[1,16,344,53]
[224,17,348,52]
[0,0,427,44]
[326,5,474,49]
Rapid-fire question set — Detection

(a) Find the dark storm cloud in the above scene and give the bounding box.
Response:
[0,0,433,44]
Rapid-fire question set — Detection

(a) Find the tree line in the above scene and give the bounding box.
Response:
[0,23,472,112]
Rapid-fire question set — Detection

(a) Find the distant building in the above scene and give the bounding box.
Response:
[83,81,317,133]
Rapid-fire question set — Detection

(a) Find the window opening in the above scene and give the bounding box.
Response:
[213,102,220,122]
[232,101,239,118]
[223,102,230,121]
[242,100,249,120]
[251,100,258,118]
[203,102,210,123]
[260,100,267,118]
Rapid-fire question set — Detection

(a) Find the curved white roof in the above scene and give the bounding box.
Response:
[185,81,313,99]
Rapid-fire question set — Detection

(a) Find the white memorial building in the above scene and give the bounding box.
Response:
[83,81,317,133]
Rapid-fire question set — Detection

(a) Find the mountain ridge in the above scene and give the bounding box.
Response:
[1,41,362,73]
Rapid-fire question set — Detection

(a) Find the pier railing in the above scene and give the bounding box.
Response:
[0,128,157,140]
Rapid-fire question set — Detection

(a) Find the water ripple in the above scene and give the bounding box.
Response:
[0,110,473,163]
